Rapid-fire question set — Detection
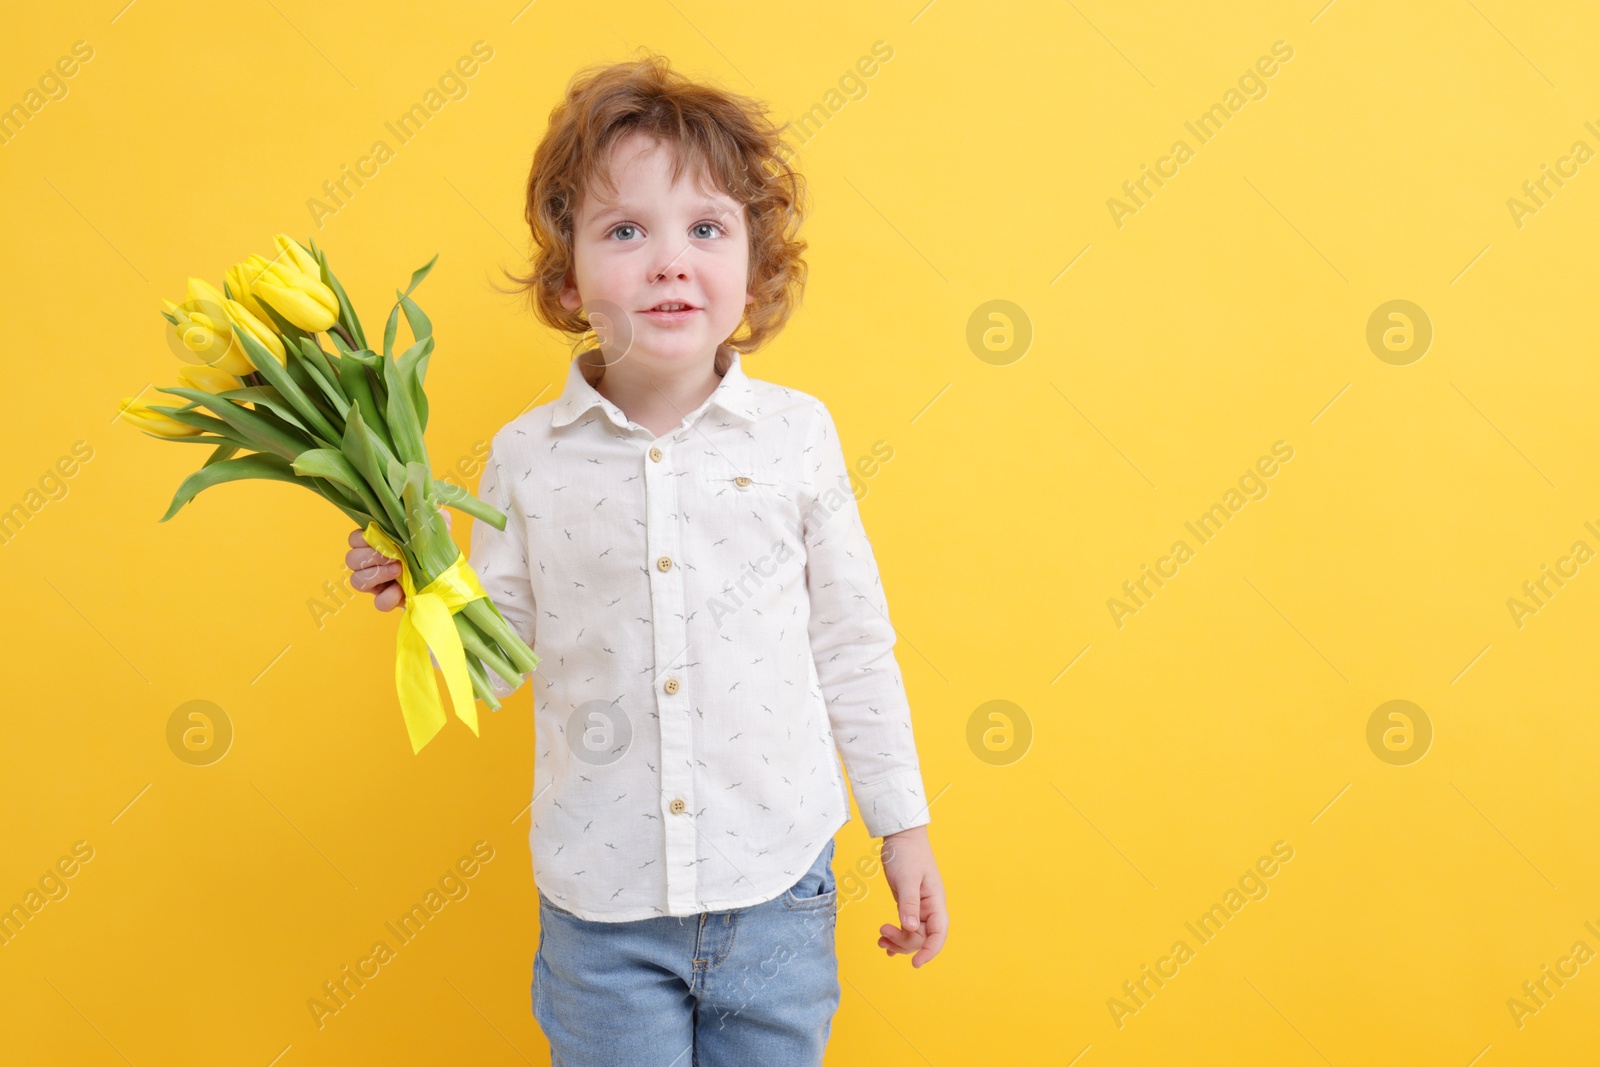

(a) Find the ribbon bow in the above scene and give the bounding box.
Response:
[363,521,489,753]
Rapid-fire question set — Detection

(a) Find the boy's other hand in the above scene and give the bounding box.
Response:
[345,509,451,611]
[877,824,947,968]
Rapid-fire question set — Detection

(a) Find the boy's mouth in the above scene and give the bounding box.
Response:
[641,300,700,324]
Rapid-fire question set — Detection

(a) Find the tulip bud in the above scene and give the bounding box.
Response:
[187,276,229,307]
[117,396,204,438]
[226,257,274,323]
[176,364,244,394]
[165,289,255,377]
[222,300,288,366]
[274,233,323,280]
[251,235,339,332]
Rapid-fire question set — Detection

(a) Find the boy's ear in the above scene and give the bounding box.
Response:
[559,271,580,311]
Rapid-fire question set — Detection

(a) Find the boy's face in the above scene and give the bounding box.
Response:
[560,130,754,369]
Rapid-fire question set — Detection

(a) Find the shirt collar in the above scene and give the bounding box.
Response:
[550,343,763,430]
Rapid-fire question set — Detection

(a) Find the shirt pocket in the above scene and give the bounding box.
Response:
[698,461,800,540]
[702,462,781,498]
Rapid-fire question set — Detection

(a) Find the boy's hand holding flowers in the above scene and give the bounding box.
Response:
[348,507,450,611]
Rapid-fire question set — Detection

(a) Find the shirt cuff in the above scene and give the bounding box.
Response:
[851,768,932,838]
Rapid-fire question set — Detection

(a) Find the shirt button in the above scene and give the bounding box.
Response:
[734,476,752,488]
[656,555,673,572]
[649,447,663,462]
[663,677,680,694]
[670,797,687,814]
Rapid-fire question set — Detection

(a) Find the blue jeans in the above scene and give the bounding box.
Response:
[532,838,840,1066]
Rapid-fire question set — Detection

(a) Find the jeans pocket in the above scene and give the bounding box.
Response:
[781,840,838,912]
[531,911,548,1021]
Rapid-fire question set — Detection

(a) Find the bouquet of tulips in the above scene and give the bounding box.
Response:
[119,233,539,753]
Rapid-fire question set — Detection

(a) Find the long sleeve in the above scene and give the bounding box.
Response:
[799,401,930,838]
[431,434,537,700]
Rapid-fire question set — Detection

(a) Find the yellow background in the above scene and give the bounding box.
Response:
[3,0,1598,1063]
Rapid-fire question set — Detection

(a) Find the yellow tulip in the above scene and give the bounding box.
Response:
[274,233,323,279]
[186,276,228,308]
[176,364,243,394]
[118,396,204,438]
[162,272,289,376]
[250,234,338,332]
[222,299,287,366]
[226,256,274,323]
[164,282,254,377]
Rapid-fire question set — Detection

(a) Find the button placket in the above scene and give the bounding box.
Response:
[646,441,696,913]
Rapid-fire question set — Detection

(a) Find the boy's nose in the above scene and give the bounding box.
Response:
[649,245,692,282]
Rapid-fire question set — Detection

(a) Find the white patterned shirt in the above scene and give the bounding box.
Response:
[466,344,930,921]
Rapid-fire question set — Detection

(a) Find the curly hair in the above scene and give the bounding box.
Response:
[500,52,808,355]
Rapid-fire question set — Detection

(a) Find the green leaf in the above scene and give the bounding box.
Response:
[433,478,507,531]
[403,461,457,578]
[153,386,315,459]
[346,347,390,415]
[232,328,342,444]
[253,404,324,452]
[283,347,339,424]
[310,237,369,350]
[139,432,240,447]
[203,444,240,467]
[401,254,439,300]
[292,447,373,497]
[385,455,408,499]
[293,336,351,417]
[382,302,400,361]
[342,405,408,533]
[291,448,385,517]
[159,452,303,522]
[382,351,427,467]
[337,350,387,444]
[252,300,335,402]
[396,334,433,434]
[215,386,311,434]
[380,257,438,361]
[398,291,432,346]
[296,335,348,398]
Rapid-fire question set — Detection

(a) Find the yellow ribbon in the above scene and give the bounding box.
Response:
[363,521,488,754]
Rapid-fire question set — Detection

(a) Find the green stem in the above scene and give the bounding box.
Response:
[454,612,523,689]
[459,597,539,674]
[463,655,502,712]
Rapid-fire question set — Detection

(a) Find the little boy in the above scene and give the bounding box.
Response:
[346,52,946,1065]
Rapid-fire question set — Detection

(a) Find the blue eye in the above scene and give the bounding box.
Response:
[606,220,725,241]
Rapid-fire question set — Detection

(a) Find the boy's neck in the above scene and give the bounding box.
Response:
[584,344,730,439]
